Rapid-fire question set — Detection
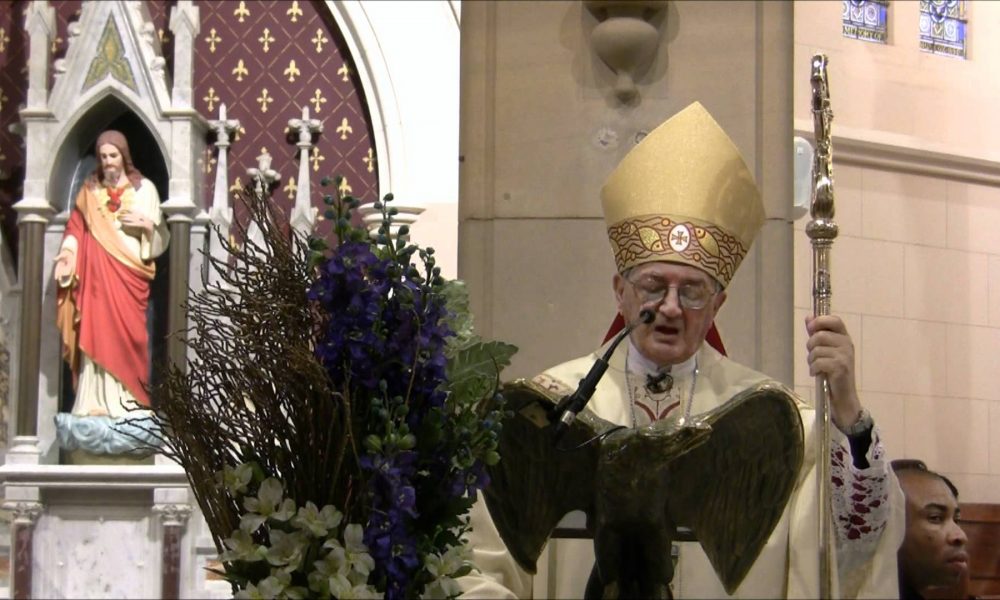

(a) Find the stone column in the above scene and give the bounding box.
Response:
[4,501,42,600]
[12,1,57,449]
[749,0,795,384]
[10,208,49,442]
[153,503,191,599]
[163,0,202,371]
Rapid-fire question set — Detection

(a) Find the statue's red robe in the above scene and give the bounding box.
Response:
[56,183,156,407]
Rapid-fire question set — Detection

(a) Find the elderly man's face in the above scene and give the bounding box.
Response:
[613,262,725,367]
[898,472,968,591]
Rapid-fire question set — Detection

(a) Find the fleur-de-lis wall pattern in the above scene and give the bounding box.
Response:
[0,0,378,251]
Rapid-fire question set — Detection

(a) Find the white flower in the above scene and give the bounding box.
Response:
[233,582,264,600]
[239,512,267,534]
[216,463,253,495]
[342,523,375,577]
[221,529,265,562]
[234,574,285,599]
[420,577,461,600]
[282,584,309,599]
[291,501,343,537]
[244,478,283,514]
[265,529,309,572]
[310,540,349,596]
[235,571,308,599]
[421,545,469,599]
[316,540,349,574]
[425,544,470,579]
[241,478,297,532]
[329,573,380,599]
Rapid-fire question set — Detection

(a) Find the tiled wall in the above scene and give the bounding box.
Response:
[794,0,1000,504]
[792,164,1000,503]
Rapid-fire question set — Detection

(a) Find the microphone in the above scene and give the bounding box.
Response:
[551,308,655,440]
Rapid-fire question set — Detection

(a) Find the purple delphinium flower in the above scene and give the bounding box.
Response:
[360,452,422,598]
[310,208,498,597]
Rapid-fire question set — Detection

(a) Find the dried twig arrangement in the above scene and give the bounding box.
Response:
[142,180,515,598]
[149,186,360,552]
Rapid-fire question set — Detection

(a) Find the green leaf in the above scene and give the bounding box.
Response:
[449,341,517,378]
[445,341,518,407]
[441,281,475,344]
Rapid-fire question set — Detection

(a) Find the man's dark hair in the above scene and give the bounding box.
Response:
[891,458,959,500]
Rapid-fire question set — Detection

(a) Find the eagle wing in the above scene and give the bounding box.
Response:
[483,379,616,574]
[665,382,805,594]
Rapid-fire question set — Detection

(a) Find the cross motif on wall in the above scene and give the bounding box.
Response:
[259,28,275,53]
[257,88,273,113]
[310,89,327,112]
[311,28,328,53]
[203,86,220,112]
[205,28,221,53]
[310,147,325,172]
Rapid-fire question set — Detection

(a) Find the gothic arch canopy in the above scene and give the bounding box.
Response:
[48,93,168,214]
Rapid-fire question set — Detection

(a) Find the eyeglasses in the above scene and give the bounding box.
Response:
[626,273,717,310]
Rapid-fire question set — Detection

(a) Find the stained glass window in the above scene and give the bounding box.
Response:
[919,0,968,59]
[842,0,889,44]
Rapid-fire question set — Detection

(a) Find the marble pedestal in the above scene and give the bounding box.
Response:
[0,460,230,599]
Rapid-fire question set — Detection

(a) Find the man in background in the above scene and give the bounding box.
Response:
[892,459,970,600]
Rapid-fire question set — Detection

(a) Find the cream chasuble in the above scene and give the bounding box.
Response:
[460,341,905,599]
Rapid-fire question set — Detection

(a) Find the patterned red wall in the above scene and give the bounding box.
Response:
[0,1,34,260]
[191,0,377,239]
[0,0,378,258]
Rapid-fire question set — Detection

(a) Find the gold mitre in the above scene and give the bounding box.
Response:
[601,102,764,287]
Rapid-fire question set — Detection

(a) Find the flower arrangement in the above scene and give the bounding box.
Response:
[150,178,516,599]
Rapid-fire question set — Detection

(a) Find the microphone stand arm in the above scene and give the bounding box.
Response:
[551,310,653,438]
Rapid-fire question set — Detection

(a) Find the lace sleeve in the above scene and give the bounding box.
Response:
[831,425,891,574]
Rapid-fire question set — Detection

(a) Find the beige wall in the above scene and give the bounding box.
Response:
[459,0,794,382]
[794,1,1000,502]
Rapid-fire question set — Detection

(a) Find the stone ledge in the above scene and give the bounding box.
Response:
[0,463,188,489]
[795,127,1000,188]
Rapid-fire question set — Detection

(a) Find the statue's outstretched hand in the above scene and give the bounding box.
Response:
[53,247,77,287]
